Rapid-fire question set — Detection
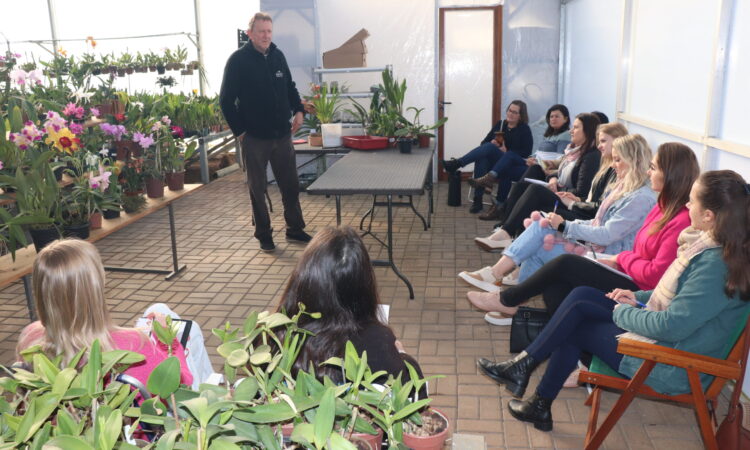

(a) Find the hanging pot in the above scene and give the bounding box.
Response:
[165,171,185,191]
[89,212,103,230]
[145,177,165,199]
[29,226,61,253]
[102,208,121,220]
[63,222,91,240]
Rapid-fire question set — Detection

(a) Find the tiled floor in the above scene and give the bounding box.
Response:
[0,171,729,449]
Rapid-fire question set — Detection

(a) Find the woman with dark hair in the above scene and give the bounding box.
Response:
[536,104,572,154]
[477,170,750,432]
[277,226,424,387]
[477,142,699,324]
[442,100,533,214]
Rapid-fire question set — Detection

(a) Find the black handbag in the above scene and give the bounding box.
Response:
[509,307,550,353]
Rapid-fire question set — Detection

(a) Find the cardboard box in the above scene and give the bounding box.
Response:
[322,29,369,69]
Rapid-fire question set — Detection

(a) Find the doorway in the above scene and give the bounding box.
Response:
[438,6,503,180]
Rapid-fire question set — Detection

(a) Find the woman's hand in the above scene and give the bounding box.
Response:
[557,191,580,202]
[597,258,619,269]
[526,157,537,167]
[146,312,169,328]
[394,340,406,354]
[547,177,559,192]
[548,213,565,230]
[606,289,637,306]
[491,138,501,148]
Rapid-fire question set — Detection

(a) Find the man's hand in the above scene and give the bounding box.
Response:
[291,111,304,134]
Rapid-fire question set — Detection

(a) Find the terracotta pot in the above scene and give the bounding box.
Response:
[165,171,185,191]
[145,178,164,199]
[114,140,139,161]
[352,428,383,450]
[418,134,431,148]
[89,212,102,230]
[308,133,323,147]
[402,408,450,450]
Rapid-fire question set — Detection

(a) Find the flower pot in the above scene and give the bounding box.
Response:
[89,212,102,230]
[102,208,121,220]
[418,134,431,148]
[165,171,185,191]
[402,408,450,450]
[321,123,343,148]
[114,140,138,161]
[398,137,413,154]
[308,133,323,147]
[63,222,91,240]
[145,178,164,199]
[352,428,383,450]
[29,226,61,252]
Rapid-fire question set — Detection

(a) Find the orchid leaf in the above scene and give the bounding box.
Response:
[146,356,180,398]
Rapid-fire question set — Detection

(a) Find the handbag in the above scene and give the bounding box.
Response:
[716,318,750,449]
[509,306,550,353]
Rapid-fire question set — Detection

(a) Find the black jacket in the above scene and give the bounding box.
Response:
[219,42,304,139]
[571,166,617,217]
[560,147,601,199]
[481,121,533,158]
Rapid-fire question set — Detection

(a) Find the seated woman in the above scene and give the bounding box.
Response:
[16,239,193,388]
[534,104,572,154]
[480,142,699,322]
[441,100,533,215]
[276,226,424,390]
[477,122,626,251]
[460,134,656,305]
[477,170,750,432]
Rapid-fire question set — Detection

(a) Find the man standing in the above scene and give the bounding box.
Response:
[220,12,310,252]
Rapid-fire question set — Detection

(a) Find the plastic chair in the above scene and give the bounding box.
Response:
[578,315,749,450]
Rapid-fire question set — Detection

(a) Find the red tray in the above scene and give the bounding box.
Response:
[343,135,389,150]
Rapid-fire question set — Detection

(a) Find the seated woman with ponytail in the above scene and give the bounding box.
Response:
[477,170,750,432]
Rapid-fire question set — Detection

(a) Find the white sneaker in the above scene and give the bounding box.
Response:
[502,274,519,286]
[484,311,514,326]
[458,266,502,292]
[474,236,513,252]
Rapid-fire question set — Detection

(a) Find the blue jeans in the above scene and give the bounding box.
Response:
[458,142,502,202]
[489,151,529,202]
[525,286,625,400]
[503,221,569,282]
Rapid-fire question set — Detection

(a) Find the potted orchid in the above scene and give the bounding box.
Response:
[161,124,197,191]
[305,82,343,147]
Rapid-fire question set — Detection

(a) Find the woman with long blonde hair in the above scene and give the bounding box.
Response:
[16,239,192,387]
[463,134,657,312]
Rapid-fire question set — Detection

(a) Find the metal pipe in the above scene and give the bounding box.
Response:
[193,0,207,95]
[46,0,59,54]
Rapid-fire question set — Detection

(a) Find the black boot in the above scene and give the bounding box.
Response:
[477,352,538,398]
[469,197,483,213]
[442,158,461,173]
[508,392,553,431]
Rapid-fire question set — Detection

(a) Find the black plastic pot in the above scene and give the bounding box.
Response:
[29,226,61,252]
[398,137,413,154]
[102,208,121,220]
[63,222,90,240]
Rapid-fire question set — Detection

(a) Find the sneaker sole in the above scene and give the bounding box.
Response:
[260,247,276,253]
[474,239,506,253]
[458,272,501,292]
[484,312,513,326]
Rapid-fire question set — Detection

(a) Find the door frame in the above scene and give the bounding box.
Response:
[437,5,503,180]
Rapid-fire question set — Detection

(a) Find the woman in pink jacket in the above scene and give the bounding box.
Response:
[16,239,192,389]
[471,142,700,319]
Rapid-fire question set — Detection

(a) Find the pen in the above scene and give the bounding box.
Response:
[588,243,597,260]
[553,200,558,214]
[635,300,647,309]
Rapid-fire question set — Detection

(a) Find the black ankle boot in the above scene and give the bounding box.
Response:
[477,352,538,398]
[508,392,553,431]
[442,158,461,173]
[469,198,483,214]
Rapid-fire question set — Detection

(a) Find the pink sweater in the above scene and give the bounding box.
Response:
[617,205,691,290]
[18,322,193,388]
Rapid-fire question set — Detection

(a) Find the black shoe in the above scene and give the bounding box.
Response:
[469,199,483,214]
[285,229,312,243]
[442,158,461,173]
[259,237,276,253]
[468,173,498,193]
[508,392,553,431]
[477,353,538,398]
[478,203,504,221]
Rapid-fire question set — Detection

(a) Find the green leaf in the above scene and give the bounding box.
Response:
[101,350,146,375]
[43,436,95,450]
[84,339,103,395]
[257,313,293,329]
[207,439,241,450]
[55,408,79,436]
[50,368,77,397]
[329,432,357,450]
[233,402,296,423]
[233,377,258,400]
[29,422,52,450]
[314,387,336,449]
[290,422,314,447]
[15,393,61,443]
[249,351,271,366]
[242,311,258,336]
[146,356,180,398]
[391,398,431,422]
[226,349,249,367]
[256,424,282,450]
[216,342,243,359]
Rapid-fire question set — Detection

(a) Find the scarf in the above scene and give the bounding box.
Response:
[618,227,719,343]
[557,145,582,189]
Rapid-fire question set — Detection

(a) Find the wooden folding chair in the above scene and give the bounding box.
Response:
[579,316,749,450]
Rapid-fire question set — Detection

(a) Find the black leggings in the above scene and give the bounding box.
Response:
[501,253,640,315]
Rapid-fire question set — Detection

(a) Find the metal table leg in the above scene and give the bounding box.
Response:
[104,203,186,280]
[372,194,414,300]
[335,195,341,226]
[22,275,35,321]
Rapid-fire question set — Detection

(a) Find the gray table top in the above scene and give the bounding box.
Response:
[293,143,350,154]
[306,146,434,196]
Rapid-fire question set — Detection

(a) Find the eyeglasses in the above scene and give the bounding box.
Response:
[507,110,520,115]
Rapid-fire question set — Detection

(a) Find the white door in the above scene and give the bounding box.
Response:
[439,8,500,176]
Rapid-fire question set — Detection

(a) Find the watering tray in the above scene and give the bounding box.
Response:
[342,135,389,150]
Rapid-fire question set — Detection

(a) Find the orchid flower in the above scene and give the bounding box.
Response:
[133,132,154,149]
[90,107,100,117]
[44,111,67,133]
[69,122,84,135]
[0,161,4,170]
[9,68,26,86]
[69,88,94,104]
[99,147,110,157]
[63,103,85,119]
[26,69,43,85]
